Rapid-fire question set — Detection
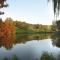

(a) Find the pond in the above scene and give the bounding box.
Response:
[0,34,60,60]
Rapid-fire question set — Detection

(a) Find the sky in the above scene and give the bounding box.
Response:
[0,0,54,25]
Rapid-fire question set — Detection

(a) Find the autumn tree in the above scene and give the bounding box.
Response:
[4,18,16,37]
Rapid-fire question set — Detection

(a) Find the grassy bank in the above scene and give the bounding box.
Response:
[16,27,53,34]
[16,27,35,34]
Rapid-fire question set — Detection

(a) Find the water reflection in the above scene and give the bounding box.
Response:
[0,34,60,60]
[0,34,51,49]
[51,34,60,48]
[0,34,16,50]
[16,34,51,43]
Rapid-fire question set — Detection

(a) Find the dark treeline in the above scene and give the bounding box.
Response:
[52,20,60,32]
[0,17,60,34]
[15,20,52,33]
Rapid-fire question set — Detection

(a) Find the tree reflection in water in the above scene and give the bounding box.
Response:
[0,34,16,50]
[0,33,60,50]
[0,34,51,50]
[0,33,60,60]
[0,34,60,49]
[16,34,51,44]
[51,34,60,48]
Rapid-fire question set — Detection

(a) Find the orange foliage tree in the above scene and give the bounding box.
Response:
[4,18,16,37]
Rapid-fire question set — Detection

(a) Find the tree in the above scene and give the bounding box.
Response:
[0,0,8,15]
[48,0,60,32]
[48,0,60,20]
[5,18,16,36]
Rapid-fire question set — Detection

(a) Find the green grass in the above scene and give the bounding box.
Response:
[16,27,26,33]
[16,27,53,34]
[16,27,35,34]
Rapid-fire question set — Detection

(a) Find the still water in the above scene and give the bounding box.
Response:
[0,34,60,60]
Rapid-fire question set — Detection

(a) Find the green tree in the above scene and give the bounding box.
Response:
[56,20,60,30]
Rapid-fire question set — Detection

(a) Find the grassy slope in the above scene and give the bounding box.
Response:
[16,27,34,34]
[16,27,52,34]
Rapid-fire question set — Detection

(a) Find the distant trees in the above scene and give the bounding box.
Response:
[55,20,60,30]
[52,20,60,32]
[15,21,52,33]
[15,21,29,30]
[51,21,56,32]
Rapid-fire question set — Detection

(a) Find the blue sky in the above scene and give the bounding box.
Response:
[0,0,54,25]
